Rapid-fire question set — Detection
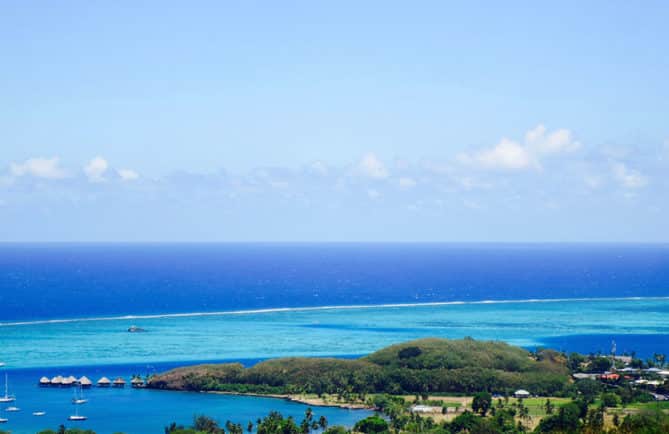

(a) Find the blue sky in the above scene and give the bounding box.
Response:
[1,1,668,241]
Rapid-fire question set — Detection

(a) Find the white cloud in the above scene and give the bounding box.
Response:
[611,162,648,189]
[398,177,416,189]
[10,157,69,179]
[459,138,537,170]
[358,153,389,179]
[84,157,109,182]
[525,124,581,155]
[117,168,139,181]
[458,125,579,171]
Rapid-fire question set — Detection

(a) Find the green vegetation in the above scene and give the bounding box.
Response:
[149,338,570,396]
[163,410,335,434]
[35,428,103,434]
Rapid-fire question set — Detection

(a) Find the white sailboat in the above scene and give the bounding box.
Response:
[0,417,7,423]
[68,403,87,421]
[72,384,88,405]
[4,406,20,412]
[33,411,47,416]
[0,373,15,403]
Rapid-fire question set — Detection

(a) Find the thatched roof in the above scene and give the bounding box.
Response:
[39,377,51,384]
[130,377,144,384]
[78,376,92,385]
[51,375,63,384]
[113,377,126,384]
[97,376,111,384]
[61,377,74,385]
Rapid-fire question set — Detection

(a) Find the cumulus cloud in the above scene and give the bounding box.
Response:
[459,138,537,170]
[611,162,648,189]
[358,153,389,179]
[525,124,581,155]
[10,157,69,179]
[458,125,580,171]
[117,168,139,181]
[84,157,109,182]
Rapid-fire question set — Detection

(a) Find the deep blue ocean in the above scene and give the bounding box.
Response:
[2,243,668,321]
[1,243,668,433]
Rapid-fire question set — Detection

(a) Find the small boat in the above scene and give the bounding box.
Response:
[72,384,88,405]
[0,363,5,368]
[0,417,7,423]
[128,325,146,333]
[5,406,20,412]
[0,374,15,403]
[68,404,86,421]
[33,411,47,416]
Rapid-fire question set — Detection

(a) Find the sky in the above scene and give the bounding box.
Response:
[1,1,668,241]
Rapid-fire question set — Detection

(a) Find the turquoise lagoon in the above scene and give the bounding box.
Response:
[2,298,668,368]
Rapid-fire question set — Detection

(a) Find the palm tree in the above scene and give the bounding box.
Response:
[318,415,328,430]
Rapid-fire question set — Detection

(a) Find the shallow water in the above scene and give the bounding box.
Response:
[2,298,668,368]
[0,362,371,434]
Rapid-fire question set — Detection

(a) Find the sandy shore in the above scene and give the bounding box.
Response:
[207,391,373,410]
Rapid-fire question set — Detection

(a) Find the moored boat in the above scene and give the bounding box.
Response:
[72,384,88,405]
[0,374,15,403]
[33,411,47,416]
[68,404,86,421]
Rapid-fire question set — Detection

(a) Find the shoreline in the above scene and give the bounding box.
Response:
[206,391,373,410]
[3,295,668,327]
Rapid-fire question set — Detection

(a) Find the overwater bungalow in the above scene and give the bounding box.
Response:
[50,376,63,386]
[78,376,92,388]
[97,377,111,387]
[130,377,145,388]
[38,377,50,387]
[61,376,75,387]
[112,377,126,388]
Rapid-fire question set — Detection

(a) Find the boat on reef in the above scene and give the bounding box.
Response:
[33,411,46,416]
[0,373,15,403]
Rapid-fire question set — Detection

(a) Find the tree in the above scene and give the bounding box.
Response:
[318,415,328,430]
[194,415,222,433]
[323,427,348,434]
[544,398,554,415]
[353,416,388,434]
[601,392,621,408]
[472,391,492,416]
[247,421,254,433]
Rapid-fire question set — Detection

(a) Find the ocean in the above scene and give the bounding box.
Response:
[1,243,668,433]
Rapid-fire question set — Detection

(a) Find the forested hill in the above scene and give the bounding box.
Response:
[148,338,570,395]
